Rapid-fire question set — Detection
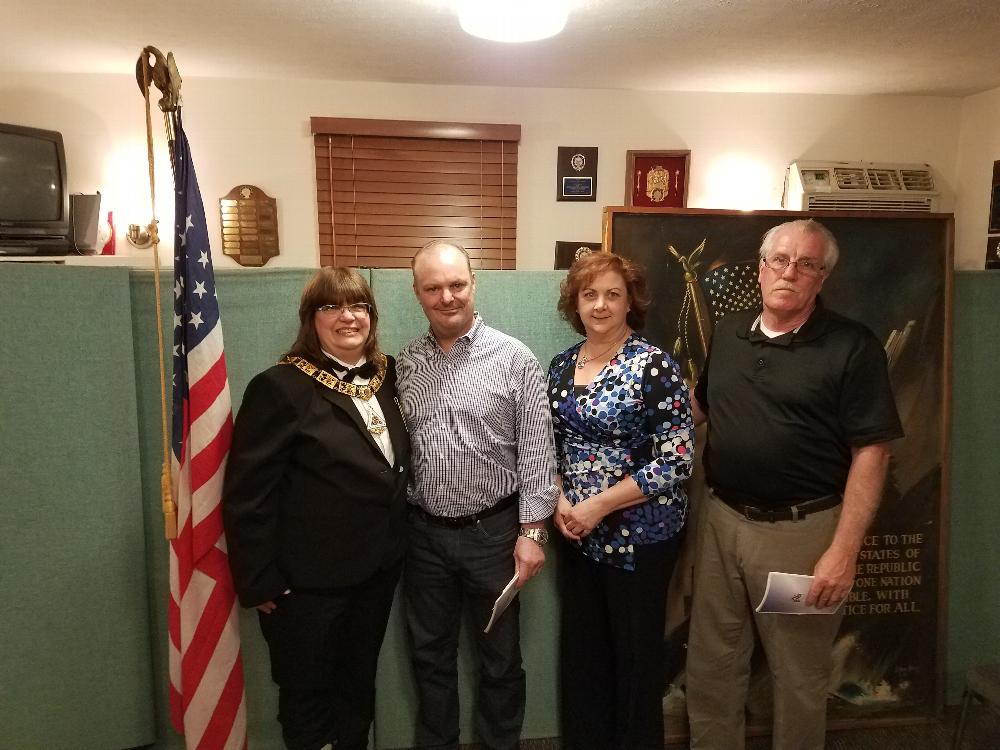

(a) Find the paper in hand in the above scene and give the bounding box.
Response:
[755,571,849,615]
[484,572,520,634]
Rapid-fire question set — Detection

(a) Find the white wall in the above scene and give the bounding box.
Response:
[954,84,1000,269]
[1,72,965,269]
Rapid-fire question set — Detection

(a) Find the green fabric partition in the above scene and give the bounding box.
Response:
[947,271,1000,701]
[3,264,998,749]
[0,265,155,750]
[130,268,318,750]
[370,269,579,749]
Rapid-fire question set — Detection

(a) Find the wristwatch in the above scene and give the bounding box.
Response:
[518,527,549,547]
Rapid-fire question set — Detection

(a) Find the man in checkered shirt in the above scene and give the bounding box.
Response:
[397,241,558,750]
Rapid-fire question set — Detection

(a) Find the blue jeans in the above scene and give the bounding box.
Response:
[404,503,525,750]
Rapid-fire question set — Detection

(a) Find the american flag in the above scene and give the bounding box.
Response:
[168,112,248,750]
[702,261,762,322]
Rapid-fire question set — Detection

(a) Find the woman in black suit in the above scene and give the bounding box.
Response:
[222,267,409,750]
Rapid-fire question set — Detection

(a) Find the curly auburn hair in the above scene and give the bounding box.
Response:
[556,252,650,335]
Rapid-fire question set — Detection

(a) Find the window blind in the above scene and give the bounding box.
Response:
[312,118,519,269]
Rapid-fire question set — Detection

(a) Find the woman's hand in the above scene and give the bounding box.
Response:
[561,495,608,539]
[554,494,581,541]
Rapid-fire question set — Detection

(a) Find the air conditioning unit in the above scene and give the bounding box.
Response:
[783,160,939,212]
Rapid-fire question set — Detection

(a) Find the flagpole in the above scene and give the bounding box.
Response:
[136,48,249,750]
[136,46,176,539]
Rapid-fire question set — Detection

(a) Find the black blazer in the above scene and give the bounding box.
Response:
[222,356,410,607]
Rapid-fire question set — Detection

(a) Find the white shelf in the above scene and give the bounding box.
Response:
[0,253,157,267]
[63,254,157,267]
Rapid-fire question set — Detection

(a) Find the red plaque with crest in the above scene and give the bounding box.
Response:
[625,150,690,208]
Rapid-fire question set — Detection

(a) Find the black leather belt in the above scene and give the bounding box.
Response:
[715,490,841,523]
[410,492,518,528]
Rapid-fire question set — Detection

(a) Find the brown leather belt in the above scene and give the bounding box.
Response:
[409,492,518,528]
[715,490,841,523]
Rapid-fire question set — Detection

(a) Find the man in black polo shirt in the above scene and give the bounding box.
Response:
[685,219,903,750]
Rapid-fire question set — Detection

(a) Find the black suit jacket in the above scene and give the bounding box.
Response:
[222,356,410,607]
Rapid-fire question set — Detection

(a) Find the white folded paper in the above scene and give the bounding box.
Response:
[755,571,849,615]
[484,572,520,634]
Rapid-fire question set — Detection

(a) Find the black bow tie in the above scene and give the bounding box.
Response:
[328,359,377,382]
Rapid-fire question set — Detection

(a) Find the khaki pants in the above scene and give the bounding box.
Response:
[686,493,844,750]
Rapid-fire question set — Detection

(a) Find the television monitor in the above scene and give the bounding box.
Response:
[0,122,71,255]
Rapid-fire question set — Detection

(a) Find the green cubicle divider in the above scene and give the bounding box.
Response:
[1,265,155,750]
[2,264,997,749]
[947,271,1000,701]
[370,270,579,748]
[129,267,576,749]
[130,268,316,750]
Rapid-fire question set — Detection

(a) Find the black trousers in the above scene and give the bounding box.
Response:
[558,537,681,750]
[258,561,402,750]
[404,504,524,750]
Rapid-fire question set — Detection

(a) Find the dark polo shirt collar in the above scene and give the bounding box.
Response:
[740,296,830,347]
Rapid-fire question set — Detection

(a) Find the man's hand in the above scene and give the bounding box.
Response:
[806,442,892,609]
[554,495,580,541]
[256,600,278,614]
[513,535,545,589]
[806,545,858,608]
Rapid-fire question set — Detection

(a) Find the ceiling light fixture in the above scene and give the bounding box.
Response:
[458,0,569,43]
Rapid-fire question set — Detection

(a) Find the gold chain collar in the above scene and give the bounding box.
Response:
[281,354,386,401]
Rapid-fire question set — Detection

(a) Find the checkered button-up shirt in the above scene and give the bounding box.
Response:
[397,315,559,523]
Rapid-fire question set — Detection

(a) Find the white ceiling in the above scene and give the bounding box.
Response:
[4,0,1000,97]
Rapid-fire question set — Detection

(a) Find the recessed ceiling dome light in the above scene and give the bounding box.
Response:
[458,0,569,43]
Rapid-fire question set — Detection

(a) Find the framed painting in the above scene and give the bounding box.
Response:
[603,207,952,740]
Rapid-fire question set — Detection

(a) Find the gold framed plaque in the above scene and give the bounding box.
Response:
[219,184,279,267]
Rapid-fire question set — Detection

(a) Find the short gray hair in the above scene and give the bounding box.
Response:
[759,219,839,272]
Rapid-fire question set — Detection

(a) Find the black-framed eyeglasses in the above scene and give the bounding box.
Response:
[316,303,371,316]
[762,254,826,277]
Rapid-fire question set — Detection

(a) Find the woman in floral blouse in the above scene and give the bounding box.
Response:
[548,252,694,750]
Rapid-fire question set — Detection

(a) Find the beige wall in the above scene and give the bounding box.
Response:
[1,72,976,269]
[954,84,1000,269]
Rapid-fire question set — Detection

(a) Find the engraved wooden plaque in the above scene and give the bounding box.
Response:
[219,185,279,267]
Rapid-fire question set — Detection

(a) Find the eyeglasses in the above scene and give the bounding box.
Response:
[762,254,826,277]
[316,303,371,316]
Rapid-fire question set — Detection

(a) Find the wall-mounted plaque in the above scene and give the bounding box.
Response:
[986,235,1000,270]
[554,241,603,270]
[557,146,598,202]
[989,160,1000,234]
[219,185,279,267]
[625,150,690,208]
